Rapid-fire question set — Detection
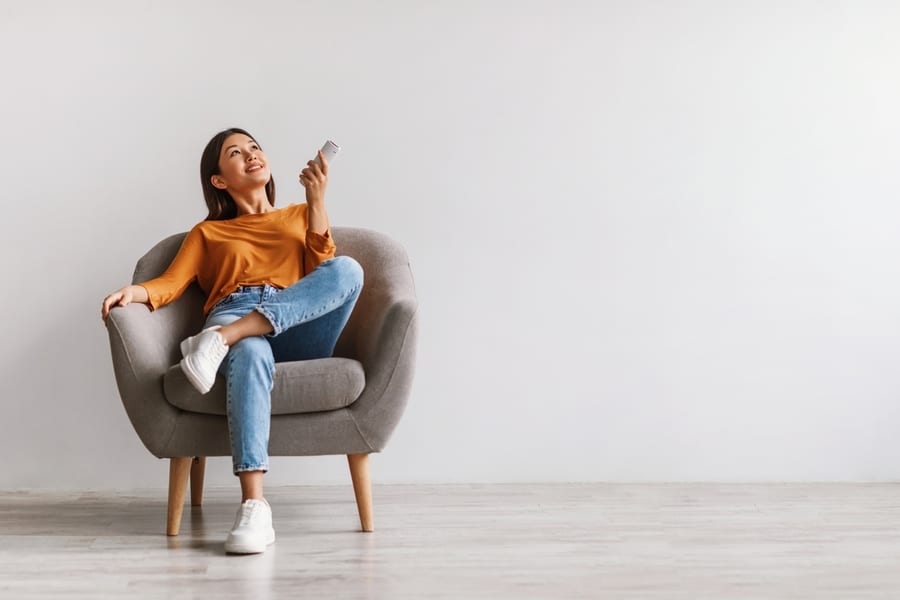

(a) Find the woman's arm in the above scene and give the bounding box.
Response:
[307,200,330,236]
[138,228,204,311]
[299,150,338,273]
[101,227,204,325]
[301,149,331,235]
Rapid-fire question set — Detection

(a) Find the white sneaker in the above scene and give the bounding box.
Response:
[180,325,221,358]
[225,498,276,555]
[179,327,228,394]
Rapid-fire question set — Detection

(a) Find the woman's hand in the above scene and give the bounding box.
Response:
[101,285,149,325]
[299,150,329,206]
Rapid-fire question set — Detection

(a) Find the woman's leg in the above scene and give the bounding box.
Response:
[268,293,360,362]
[217,256,363,345]
[238,472,265,501]
[203,304,276,555]
[221,335,274,488]
[184,255,363,501]
[206,309,275,493]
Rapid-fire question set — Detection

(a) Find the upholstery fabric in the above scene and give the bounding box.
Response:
[163,358,366,416]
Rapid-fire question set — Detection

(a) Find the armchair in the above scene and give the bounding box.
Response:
[105,226,418,535]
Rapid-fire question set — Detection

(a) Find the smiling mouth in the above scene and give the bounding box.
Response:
[246,164,264,173]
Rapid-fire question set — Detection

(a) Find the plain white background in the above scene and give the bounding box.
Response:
[2,1,900,490]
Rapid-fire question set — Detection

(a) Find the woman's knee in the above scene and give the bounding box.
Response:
[225,337,274,379]
[327,255,364,288]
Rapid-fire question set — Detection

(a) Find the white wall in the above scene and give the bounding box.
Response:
[2,0,900,490]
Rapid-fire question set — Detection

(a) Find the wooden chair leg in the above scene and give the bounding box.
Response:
[347,453,374,532]
[167,457,192,536]
[190,456,206,506]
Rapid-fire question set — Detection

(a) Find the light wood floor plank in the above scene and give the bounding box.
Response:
[1,483,900,598]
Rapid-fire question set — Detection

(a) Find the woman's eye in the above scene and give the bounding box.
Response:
[230,149,240,156]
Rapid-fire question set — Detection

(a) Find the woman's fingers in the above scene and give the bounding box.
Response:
[101,295,116,322]
[300,168,327,186]
[307,156,327,179]
[102,294,117,314]
[306,161,321,179]
[298,152,329,191]
[101,290,130,322]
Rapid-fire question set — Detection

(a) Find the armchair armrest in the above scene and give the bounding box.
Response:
[106,302,184,457]
[341,262,419,450]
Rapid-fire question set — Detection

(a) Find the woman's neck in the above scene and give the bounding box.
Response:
[231,188,273,216]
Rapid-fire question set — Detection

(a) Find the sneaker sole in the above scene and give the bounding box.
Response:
[180,355,214,394]
[224,529,276,555]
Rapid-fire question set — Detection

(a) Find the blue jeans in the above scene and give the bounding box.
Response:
[203,256,364,475]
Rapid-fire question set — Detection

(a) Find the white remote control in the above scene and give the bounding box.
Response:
[315,140,340,165]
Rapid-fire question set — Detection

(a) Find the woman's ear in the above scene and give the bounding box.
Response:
[211,175,227,190]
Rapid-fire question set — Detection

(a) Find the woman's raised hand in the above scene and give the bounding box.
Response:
[299,150,329,205]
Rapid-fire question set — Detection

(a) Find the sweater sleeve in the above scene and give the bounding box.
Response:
[138,227,205,311]
[304,228,337,274]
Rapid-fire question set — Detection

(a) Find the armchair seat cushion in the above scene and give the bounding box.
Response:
[163,357,366,416]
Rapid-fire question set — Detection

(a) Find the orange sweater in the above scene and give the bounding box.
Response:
[140,203,336,315]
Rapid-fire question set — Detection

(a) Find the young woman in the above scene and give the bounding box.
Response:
[101,128,363,554]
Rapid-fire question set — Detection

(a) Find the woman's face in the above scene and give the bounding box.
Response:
[212,133,271,192]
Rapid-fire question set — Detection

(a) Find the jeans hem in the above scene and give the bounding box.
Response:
[233,464,269,476]
[254,305,281,336]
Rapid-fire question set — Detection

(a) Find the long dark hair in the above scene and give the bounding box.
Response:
[200,127,276,220]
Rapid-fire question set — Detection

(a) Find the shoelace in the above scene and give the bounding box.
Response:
[210,336,228,360]
[237,501,263,527]
[200,332,228,363]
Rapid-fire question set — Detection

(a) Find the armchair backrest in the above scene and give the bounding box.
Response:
[130,226,416,362]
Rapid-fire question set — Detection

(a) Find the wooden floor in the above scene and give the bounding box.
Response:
[2,483,900,599]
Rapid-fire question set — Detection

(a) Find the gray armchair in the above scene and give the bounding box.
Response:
[106,227,418,536]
